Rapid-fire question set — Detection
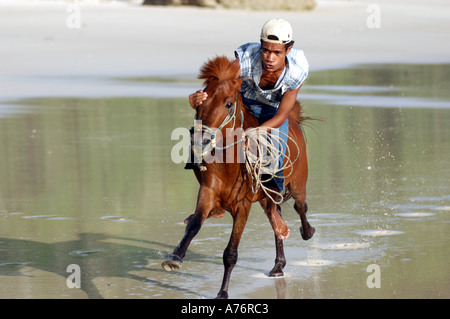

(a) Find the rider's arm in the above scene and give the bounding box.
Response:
[189,89,208,109]
[260,85,301,129]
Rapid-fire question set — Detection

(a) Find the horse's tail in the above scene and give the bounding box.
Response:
[289,100,313,124]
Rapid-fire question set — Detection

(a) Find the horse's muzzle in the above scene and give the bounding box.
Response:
[192,131,214,157]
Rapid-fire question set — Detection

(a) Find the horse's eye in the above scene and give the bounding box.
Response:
[226,102,233,108]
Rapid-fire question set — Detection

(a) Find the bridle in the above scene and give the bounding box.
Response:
[191,93,246,167]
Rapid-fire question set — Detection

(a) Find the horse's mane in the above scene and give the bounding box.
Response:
[198,56,241,85]
[198,56,310,124]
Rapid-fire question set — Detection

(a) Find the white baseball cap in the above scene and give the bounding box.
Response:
[260,19,293,44]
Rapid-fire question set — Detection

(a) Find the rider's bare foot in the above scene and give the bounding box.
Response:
[269,207,290,240]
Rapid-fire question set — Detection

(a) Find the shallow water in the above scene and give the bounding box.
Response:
[0,64,449,299]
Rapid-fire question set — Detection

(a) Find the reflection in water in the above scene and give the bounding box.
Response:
[0,65,449,298]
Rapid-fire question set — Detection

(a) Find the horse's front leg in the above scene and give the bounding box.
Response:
[162,186,216,271]
[216,204,250,299]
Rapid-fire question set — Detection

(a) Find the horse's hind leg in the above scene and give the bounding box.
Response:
[288,180,314,240]
[294,201,315,240]
[259,198,287,277]
[287,131,315,240]
[268,235,286,277]
[283,120,314,241]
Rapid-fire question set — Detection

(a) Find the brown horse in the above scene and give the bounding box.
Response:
[162,56,314,299]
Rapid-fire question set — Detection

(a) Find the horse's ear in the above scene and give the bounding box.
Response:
[232,78,242,90]
[232,59,241,79]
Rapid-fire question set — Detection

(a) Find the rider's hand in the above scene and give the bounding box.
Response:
[189,90,208,109]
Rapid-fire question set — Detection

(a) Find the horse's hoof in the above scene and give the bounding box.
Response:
[216,291,228,299]
[300,226,315,241]
[268,271,284,277]
[162,254,183,272]
[268,263,285,277]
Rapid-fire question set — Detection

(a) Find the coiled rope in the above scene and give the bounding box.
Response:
[243,126,300,204]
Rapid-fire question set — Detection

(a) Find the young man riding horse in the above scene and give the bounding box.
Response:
[188,19,309,240]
